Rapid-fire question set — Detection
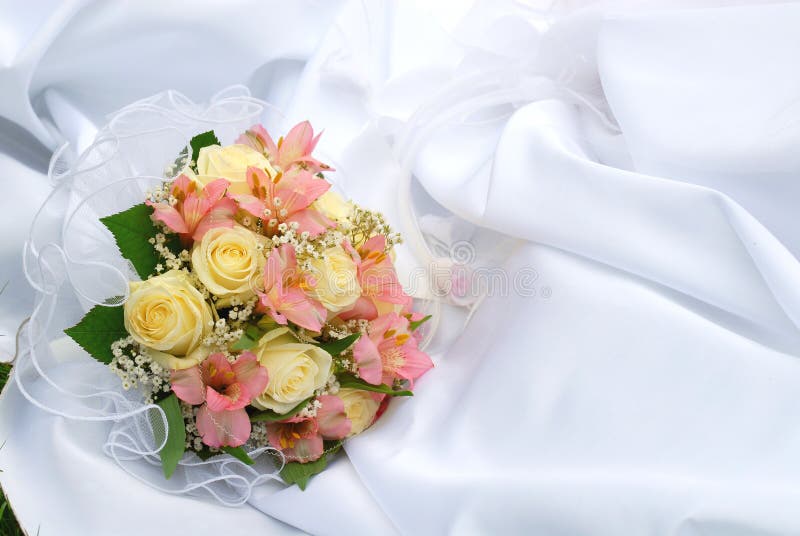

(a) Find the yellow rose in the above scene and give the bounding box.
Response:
[306,246,361,313]
[191,225,264,305]
[251,328,333,413]
[338,388,381,436]
[312,191,354,222]
[124,270,212,370]
[195,144,277,195]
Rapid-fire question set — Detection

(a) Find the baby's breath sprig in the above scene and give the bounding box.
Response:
[201,317,243,359]
[144,182,171,204]
[183,402,209,452]
[345,205,402,251]
[109,336,170,404]
[148,231,189,274]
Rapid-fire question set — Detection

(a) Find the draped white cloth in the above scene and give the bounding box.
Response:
[3,0,800,534]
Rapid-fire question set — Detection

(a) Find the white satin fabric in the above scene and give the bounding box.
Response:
[3,1,800,535]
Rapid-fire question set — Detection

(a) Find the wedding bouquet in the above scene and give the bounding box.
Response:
[63,121,433,489]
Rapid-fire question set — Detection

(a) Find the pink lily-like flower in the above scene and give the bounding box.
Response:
[340,236,413,321]
[237,121,331,173]
[258,243,327,332]
[232,166,333,237]
[147,174,237,245]
[266,395,351,463]
[171,352,269,449]
[352,312,434,387]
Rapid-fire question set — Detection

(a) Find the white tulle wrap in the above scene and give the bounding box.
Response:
[16,87,298,506]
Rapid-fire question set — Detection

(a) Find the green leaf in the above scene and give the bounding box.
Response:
[64,305,127,364]
[337,373,413,396]
[230,337,255,351]
[231,323,266,351]
[409,315,432,331]
[222,446,255,465]
[190,130,221,164]
[194,447,222,461]
[280,442,342,490]
[280,457,328,491]
[318,333,361,357]
[250,397,313,423]
[151,394,186,479]
[100,203,176,279]
[256,316,279,332]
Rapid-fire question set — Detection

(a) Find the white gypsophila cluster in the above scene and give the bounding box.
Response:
[260,220,350,271]
[296,398,323,419]
[345,318,371,333]
[201,317,244,358]
[298,227,348,265]
[149,232,190,274]
[347,205,403,251]
[182,401,211,452]
[249,422,269,448]
[264,221,321,260]
[144,182,171,204]
[224,295,258,320]
[320,374,341,396]
[109,337,170,403]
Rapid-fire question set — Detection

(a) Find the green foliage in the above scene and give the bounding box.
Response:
[250,397,313,423]
[0,362,10,391]
[0,363,23,535]
[222,446,255,465]
[318,333,361,357]
[151,394,186,479]
[100,203,176,279]
[0,494,23,536]
[409,315,432,331]
[230,323,267,351]
[63,305,127,365]
[280,442,342,490]
[190,131,221,164]
[337,373,413,396]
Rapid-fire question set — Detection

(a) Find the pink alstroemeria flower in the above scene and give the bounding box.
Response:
[147,174,237,244]
[352,312,434,387]
[266,395,351,463]
[232,166,332,237]
[257,243,327,332]
[171,352,269,449]
[340,236,413,321]
[237,121,331,173]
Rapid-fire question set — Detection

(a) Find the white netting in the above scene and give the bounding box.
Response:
[16,86,294,506]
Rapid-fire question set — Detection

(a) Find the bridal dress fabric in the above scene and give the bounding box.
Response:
[3,0,800,534]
